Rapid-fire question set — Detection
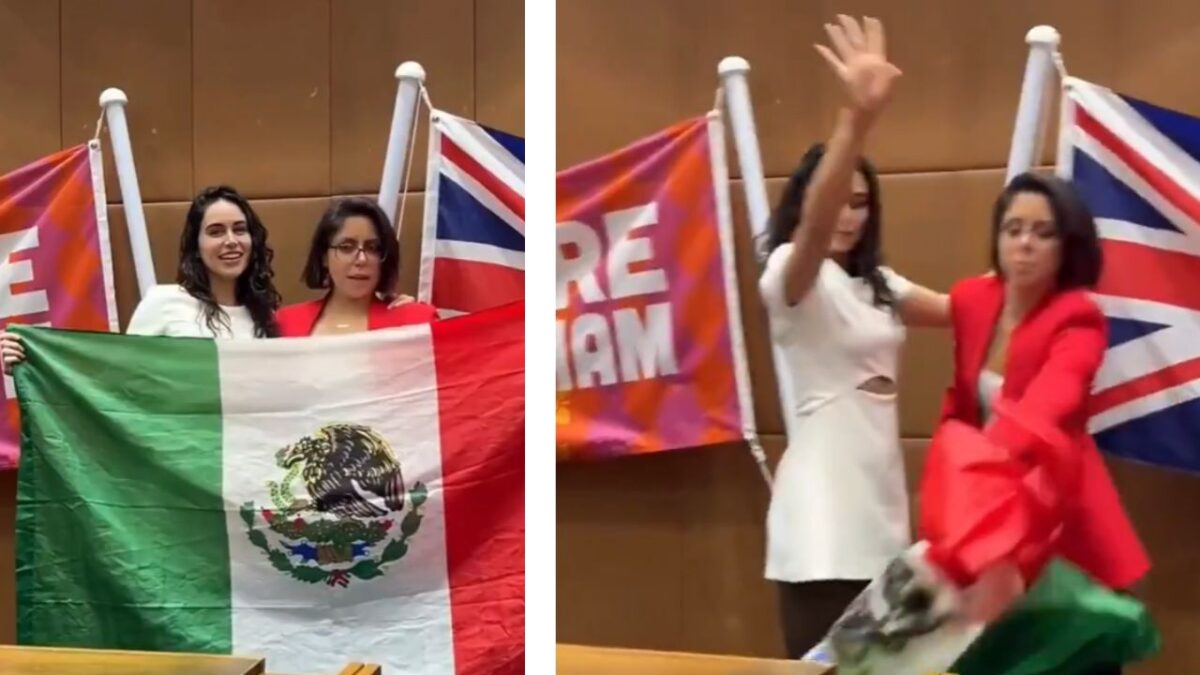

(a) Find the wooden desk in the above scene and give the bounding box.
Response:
[556,644,831,675]
[0,645,265,675]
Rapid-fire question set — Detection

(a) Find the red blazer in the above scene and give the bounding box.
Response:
[921,274,1149,590]
[275,297,438,337]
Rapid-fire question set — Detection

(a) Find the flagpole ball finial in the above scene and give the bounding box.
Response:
[395,61,426,82]
[718,56,750,77]
[1025,25,1060,47]
[99,88,128,108]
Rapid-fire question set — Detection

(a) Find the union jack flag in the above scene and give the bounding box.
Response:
[418,111,524,316]
[1060,77,1200,473]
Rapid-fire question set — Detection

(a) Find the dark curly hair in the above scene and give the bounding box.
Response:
[177,185,281,337]
[763,143,895,312]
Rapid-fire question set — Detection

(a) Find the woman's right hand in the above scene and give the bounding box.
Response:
[1,331,25,375]
[815,15,901,122]
[961,560,1025,624]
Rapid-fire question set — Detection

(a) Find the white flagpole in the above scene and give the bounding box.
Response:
[1005,26,1061,183]
[100,88,155,298]
[717,56,771,253]
[706,110,772,487]
[717,56,778,488]
[377,61,426,225]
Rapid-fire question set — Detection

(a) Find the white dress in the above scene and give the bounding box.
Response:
[126,284,259,339]
[760,244,913,582]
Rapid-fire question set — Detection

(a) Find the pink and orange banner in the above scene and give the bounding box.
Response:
[0,143,117,468]
[556,115,757,460]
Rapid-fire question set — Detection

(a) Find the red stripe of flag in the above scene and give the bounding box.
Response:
[1090,355,1200,417]
[1098,240,1200,313]
[1076,105,1200,225]
[432,302,524,674]
[432,258,524,314]
[441,135,525,221]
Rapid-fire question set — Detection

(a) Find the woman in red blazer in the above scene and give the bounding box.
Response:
[275,197,437,337]
[920,173,1149,616]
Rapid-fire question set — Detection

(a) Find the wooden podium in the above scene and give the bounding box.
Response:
[0,645,264,674]
[556,644,832,675]
[0,645,383,675]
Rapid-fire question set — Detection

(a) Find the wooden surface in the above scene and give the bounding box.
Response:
[0,645,265,675]
[336,665,382,675]
[556,644,830,675]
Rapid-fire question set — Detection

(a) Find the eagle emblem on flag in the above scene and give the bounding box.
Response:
[240,423,426,588]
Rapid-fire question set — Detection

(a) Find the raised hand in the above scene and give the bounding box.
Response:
[815,15,901,119]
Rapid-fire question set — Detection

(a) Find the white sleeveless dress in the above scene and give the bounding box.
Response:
[759,244,913,582]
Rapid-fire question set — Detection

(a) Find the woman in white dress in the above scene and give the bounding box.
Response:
[1,185,282,367]
[759,16,949,657]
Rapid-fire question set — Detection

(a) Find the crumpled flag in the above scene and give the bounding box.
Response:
[951,558,1160,675]
[824,543,984,675]
[811,551,1158,675]
[920,417,1068,588]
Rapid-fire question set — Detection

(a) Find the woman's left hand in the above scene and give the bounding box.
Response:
[386,294,415,310]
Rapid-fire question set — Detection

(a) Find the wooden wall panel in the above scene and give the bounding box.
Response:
[555,0,1126,174]
[677,439,779,657]
[330,0,475,195]
[61,0,192,202]
[557,450,692,650]
[192,0,331,198]
[556,0,827,173]
[1112,1,1200,114]
[0,1,60,171]
[475,0,525,134]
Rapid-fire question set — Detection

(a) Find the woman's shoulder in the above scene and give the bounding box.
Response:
[127,285,194,335]
[377,299,439,325]
[135,284,202,314]
[1041,287,1104,326]
[948,273,1000,300]
[143,284,188,301]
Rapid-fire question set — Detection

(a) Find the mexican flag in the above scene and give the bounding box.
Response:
[13,303,524,674]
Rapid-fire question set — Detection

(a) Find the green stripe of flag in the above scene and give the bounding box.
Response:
[14,327,232,652]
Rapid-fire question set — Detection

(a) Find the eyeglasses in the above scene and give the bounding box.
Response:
[329,240,386,261]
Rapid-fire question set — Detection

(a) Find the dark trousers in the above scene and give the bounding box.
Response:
[776,579,869,660]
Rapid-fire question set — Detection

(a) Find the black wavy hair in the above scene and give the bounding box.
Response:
[763,143,895,311]
[177,185,281,338]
